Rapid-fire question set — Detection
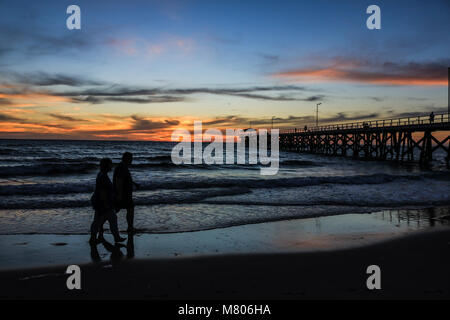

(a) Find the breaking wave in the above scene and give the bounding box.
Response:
[0,172,448,196]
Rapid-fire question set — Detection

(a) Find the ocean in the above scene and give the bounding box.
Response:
[0,139,449,235]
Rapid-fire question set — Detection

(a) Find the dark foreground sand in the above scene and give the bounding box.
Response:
[0,228,449,299]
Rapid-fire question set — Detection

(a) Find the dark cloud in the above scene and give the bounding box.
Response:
[0,98,12,105]
[47,113,88,122]
[386,106,448,118]
[130,115,179,131]
[36,123,73,129]
[9,72,103,87]
[229,93,324,102]
[301,95,324,102]
[0,25,93,61]
[1,66,321,103]
[0,112,73,129]
[56,84,316,103]
[72,95,185,104]
[200,111,385,129]
[103,96,185,104]
[321,112,380,123]
[62,85,307,97]
[165,119,180,126]
[71,96,103,104]
[0,113,22,122]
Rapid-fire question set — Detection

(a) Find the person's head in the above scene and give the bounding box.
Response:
[122,152,133,165]
[100,158,113,173]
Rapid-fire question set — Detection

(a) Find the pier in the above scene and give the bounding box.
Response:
[279,112,450,167]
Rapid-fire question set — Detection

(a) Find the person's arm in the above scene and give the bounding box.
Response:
[126,168,139,189]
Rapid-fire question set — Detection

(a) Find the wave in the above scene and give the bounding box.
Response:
[0,187,251,209]
[0,154,326,177]
[0,161,261,176]
[280,160,320,166]
[147,155,173,162]
[0,163,97,177]
[0,148,16,155]
[1,189,448,210]
[37,156,99,163]
[1,204,449,235]
[36,155,171,164]
[1,172,449,197]
[203,199,450,208]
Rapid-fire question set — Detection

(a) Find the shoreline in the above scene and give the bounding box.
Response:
[1,206,449,299]
[1,227,450,299]
[0,207,449,270]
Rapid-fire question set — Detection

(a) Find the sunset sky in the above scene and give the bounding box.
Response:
[0,0,449,140]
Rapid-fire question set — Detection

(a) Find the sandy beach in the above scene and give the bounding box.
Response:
[1,210,449,300]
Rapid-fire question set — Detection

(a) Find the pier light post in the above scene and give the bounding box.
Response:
[272,116,275,129]
[316,102,322,127]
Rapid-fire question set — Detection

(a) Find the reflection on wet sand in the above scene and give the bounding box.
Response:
[90,234,135,264]
[376,207,450,228]
[0,207,449,270]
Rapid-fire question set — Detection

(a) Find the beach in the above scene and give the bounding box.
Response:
[1,209,450,299]
[1,0,450,304]
[1,226,449,299]
[1,139,449,299]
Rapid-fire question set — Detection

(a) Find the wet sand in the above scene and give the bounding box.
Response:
[0,210,450,299]
[0,208,449,270]
[0,228,450,299]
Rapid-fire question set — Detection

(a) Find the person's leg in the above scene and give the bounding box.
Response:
[98,220,106,241]
[126,233,135,258]
[126,206,135,232]
[89,211,101,243]
[106,210,126,242]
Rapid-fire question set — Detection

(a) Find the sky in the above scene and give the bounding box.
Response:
[0,0,449,140]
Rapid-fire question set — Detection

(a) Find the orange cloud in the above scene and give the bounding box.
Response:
[0,112,255,141]
[273,59,448,86]
[0,92,72,105]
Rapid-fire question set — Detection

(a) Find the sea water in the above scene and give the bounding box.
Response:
[0,139,449,235]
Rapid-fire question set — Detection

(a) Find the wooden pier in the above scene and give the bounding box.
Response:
[279,112,450,167]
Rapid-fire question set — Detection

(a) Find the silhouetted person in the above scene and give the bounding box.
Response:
[304,125,308,132]
[114,152,139,233]
[90,158,126,244]
[429,112,435,124]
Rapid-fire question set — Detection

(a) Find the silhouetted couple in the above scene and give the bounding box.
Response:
[89,152,139,245]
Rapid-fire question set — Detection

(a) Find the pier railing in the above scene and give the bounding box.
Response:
[280,112,450,134]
